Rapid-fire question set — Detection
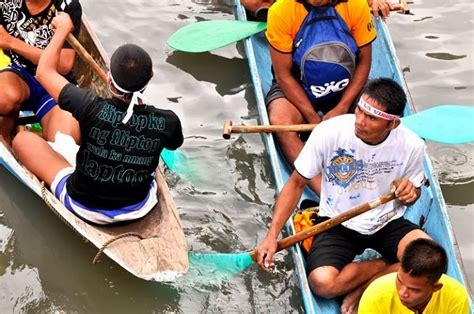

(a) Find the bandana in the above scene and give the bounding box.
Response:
[109,72,147,124]
[357,98,399,121]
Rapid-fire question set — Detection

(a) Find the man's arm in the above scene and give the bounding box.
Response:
[323,44,372,120]
[255,170,309,270]
[0,25,75,75]
[270,46,322,124]
[36,13,74,101]
[395,177,421,206]
[368,0,394,19]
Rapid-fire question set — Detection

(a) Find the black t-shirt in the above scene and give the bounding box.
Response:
[0,0,82,74]
[58,84,184,209]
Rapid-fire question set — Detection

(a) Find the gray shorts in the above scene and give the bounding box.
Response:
[264,79,343,114]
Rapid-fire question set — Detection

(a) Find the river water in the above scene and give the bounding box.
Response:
[0,0,472,312]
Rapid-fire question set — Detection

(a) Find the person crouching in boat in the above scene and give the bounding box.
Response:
[12,13,184,225]
[255,78,431,313]
[359,238,469,313]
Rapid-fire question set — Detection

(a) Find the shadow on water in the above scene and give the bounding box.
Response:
[425,52,467,60]
[166,51,250,96]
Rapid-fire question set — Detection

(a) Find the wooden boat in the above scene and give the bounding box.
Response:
[0,16,188,282]
[233,1,472,312]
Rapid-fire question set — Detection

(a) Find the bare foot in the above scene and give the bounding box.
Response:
[340,286,365,314]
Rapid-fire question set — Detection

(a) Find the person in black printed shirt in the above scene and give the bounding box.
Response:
[12,12,184,224]
[0,0,82,143]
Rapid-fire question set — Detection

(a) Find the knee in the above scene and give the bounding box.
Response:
[0,87,24,115]
[397,229,431,260]
[12,130,36,158]
[308,269,339,299]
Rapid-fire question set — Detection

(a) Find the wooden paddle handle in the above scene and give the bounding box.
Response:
[66,33,108,84]
[250,181,400,260]
[223,120,317,139]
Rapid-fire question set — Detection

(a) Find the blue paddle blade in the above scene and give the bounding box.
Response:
[401,105,474,144]
[188,252,254,279]
[167,20,267,53]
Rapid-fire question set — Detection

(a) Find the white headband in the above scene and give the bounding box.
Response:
[109,72,147,124]
[357,98,399,121]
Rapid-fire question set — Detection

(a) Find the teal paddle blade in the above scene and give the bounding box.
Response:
[188,252,254,279]
[167,20,267,53]
[160,148,203,186]
[160,148,187,173]
[401,105,474,144]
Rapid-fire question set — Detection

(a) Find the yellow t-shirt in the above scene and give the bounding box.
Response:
[266,0,376,53]
[358,273,470,314]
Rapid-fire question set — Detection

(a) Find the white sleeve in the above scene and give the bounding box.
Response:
[404,141,426,188]
[294,125,327,180]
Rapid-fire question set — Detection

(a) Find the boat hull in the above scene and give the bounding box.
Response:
[0,16,189,281]
[233,2,471,312]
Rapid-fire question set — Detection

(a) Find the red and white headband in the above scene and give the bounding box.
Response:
[357,98,399,121]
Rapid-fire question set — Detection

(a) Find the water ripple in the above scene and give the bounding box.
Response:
[429,144,474,185]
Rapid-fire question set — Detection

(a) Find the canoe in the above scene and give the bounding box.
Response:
[0,16,188,282]
[233,1,472,312]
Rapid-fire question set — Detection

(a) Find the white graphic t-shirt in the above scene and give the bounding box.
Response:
[294,114,425,234]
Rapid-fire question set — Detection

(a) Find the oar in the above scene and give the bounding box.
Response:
[189,186,397,278]
[222,105,474,144]
[167,4,408,53]
[65,34,189,173]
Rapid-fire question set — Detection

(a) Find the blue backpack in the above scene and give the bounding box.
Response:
[292,5,360,107]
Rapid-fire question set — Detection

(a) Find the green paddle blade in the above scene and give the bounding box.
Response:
[188,252,254,279]
[401,105,474,144]
[167,20,267,53]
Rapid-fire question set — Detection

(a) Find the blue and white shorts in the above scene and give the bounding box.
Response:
[50,167,158,225]
[0,63,57,120]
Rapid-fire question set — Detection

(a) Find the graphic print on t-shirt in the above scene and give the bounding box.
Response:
[326,147,402,192]
[326,148,362,188]
[1,0,56,67]
[80,102,165,185]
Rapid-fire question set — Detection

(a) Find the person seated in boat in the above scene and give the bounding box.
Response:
[12,13,184,225]
[263,0,378,195]
[255,78,431,313]
[359,238,470,313]
[241,0,394,21]
[0,0,83,144]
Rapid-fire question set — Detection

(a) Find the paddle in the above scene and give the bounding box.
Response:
[222,105,474,144]
[189,185,397,278]
[65,34,190,173]
[167,4,409,53]
[167,20,267,53]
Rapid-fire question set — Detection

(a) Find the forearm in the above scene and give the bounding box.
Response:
[267,172,306,239]
[277,74,320,122]
[8,35,74,75]
[36,28,70,100]
[335,46,372,112]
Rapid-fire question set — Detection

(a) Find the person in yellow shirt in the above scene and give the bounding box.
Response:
[359,238,470,313]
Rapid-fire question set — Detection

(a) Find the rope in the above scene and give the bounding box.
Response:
[92,232,144,264]
[41,182,145,263]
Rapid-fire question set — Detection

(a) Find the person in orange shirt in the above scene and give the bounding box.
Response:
[241,0,395,20]
[264,0,376,195]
